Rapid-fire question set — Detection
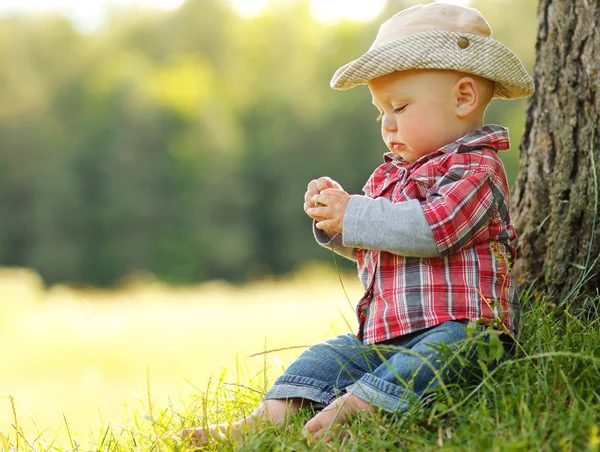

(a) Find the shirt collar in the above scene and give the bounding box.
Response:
[383,124,510,164]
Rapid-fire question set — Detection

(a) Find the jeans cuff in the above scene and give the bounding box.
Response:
[345,374,416,413]
[264,374,337,406]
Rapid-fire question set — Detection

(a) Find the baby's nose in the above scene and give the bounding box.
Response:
[381,114,398,132]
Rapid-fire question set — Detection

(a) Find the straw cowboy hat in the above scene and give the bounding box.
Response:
[330,3,534,99]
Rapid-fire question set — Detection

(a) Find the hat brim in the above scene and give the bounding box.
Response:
[330,31,534,99]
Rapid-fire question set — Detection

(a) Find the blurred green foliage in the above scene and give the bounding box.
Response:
[0,0,537,286]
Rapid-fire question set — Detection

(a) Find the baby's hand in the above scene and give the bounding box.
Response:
[304,177,345,238]
[304,177,343,215]
[307,188,351,235]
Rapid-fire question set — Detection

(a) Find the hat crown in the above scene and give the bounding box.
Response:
[370,3,492,50]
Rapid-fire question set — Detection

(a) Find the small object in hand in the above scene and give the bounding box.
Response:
[314,201,324,207]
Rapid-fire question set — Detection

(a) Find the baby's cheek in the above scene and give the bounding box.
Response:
[404,118,438,155]
[403,115,426,139]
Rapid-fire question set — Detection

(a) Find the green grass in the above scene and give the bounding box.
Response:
[4,290,599,451]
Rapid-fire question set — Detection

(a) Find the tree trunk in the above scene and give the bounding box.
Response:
[512,0,600,302]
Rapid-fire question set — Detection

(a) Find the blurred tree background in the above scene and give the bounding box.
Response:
[0,0,537,287]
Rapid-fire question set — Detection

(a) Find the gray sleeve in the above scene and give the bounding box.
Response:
[342,196,441,257]
[313,223,358,262]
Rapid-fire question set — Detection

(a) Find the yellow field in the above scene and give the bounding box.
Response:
[0,266,362,448]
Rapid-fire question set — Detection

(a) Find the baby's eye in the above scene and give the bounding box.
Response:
[394,105,407,114]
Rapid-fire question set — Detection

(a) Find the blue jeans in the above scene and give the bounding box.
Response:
[265,320,505,413]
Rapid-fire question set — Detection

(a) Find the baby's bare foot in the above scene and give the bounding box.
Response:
[179,398,303,447]
[179,420,245,448]
[301,393,374,442]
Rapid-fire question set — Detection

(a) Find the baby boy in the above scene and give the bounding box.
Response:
[181,2,533,446]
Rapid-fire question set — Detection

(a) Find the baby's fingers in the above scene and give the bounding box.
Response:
[304,191,314,208]
[307,179,320,195]
[306,204,327,219]
[316,177,342,192]
[315,218,339,233]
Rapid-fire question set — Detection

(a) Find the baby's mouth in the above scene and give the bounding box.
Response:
[389,142,404,152]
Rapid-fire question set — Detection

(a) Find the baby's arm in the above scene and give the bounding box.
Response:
[305,178,439,259]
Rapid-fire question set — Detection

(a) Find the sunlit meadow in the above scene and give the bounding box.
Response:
[0,265,361,448]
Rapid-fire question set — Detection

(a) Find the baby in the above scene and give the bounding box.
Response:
[181,2,533,446]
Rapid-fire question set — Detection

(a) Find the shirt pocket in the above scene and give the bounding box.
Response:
[402,162,448,202]
[395,174,434,202]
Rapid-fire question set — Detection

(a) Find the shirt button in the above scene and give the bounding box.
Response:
[457,37,470,49]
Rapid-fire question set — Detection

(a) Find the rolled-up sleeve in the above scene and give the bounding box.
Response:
[313,223,358,262]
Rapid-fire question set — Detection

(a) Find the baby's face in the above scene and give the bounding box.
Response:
[368,69,468,163]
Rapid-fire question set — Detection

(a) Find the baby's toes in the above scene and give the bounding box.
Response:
[301,416,325,439]
[179,428,209,447]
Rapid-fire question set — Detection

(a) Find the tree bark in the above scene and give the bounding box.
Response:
[512,0,600,301]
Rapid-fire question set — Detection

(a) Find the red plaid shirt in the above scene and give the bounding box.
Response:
[355,125,519,344]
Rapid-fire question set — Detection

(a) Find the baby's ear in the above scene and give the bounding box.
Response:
[453,77,479,118]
